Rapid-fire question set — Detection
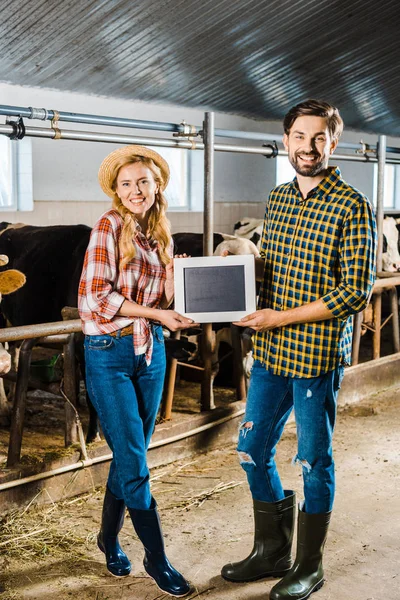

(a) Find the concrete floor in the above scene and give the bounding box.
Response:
[0,388,399,600]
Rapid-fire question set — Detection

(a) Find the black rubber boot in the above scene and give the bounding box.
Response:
[221,490,296,582]
[269,505,331,600]
[97,487,131,577]
[128,499,191,597]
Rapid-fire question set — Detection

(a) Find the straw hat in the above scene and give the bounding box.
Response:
[98,145,170,198]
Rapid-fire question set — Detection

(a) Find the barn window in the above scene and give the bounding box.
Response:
[148,146,203,211]
[373,163,398,210]
[0,137,33,211]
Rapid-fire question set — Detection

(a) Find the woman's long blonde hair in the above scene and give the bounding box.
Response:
[110,156,172,268]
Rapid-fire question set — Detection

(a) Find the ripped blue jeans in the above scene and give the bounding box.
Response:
[238,360,345,514]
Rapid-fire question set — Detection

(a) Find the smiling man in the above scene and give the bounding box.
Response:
[221,100,377,600]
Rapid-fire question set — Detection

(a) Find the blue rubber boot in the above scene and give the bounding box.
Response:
[97,487,131,577]
[128,498,191,597]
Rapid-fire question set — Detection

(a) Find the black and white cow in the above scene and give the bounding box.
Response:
[233,218,264,249]
[172,231,259,258]
[382,216,400,272]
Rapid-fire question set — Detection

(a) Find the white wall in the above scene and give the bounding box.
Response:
[1,82,399,233]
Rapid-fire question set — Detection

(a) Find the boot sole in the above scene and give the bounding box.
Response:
[148,577,192,598]
[221,569,290,583]
[145,567,192,597]
[271,578,324,600]
[299,579,325,600]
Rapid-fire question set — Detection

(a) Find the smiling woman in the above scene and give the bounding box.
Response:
[78,144,197,597]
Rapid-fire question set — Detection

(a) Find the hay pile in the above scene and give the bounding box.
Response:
[0,490,98,562]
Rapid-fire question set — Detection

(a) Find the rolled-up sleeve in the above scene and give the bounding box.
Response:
[322,198,377,318]
[84,217,125,319]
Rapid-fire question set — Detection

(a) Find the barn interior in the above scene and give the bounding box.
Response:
[0,1,400,599]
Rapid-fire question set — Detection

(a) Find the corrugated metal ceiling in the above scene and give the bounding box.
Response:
[1,0,400,134]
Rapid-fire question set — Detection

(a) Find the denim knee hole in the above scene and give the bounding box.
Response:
[238,451,256,467]
[292,454,312,473]
[237,422,256,466]
[238,420,254,439]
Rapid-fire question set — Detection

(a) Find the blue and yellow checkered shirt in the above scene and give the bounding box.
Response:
[253,167,377,378]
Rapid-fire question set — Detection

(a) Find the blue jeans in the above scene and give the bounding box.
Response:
[84,324,166,510]
[238,360,345,514]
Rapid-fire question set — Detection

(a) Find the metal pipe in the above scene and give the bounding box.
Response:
[0,408,245,491]
[4,103,399,154]
[376,135,387,273]
[2,123,400,163]
[214,128,366,151]
[0,104,182,133]
[386,146,400,155]
[0,123,275,157]
[0,319,82,343]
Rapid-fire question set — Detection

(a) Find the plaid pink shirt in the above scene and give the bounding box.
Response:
[78,209,172,364]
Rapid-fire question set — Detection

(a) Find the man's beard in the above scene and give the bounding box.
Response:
[289,152,327,177]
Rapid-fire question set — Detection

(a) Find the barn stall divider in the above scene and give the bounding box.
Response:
[1,104,400,503]
[0,318,245,494]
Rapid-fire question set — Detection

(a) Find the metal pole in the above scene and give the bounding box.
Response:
[376,135,387,273]
[201,112,215,411]
[203,112,214,256]
[370,134,387,364]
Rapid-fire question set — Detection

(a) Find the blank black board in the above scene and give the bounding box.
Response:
[183,265,246,313]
